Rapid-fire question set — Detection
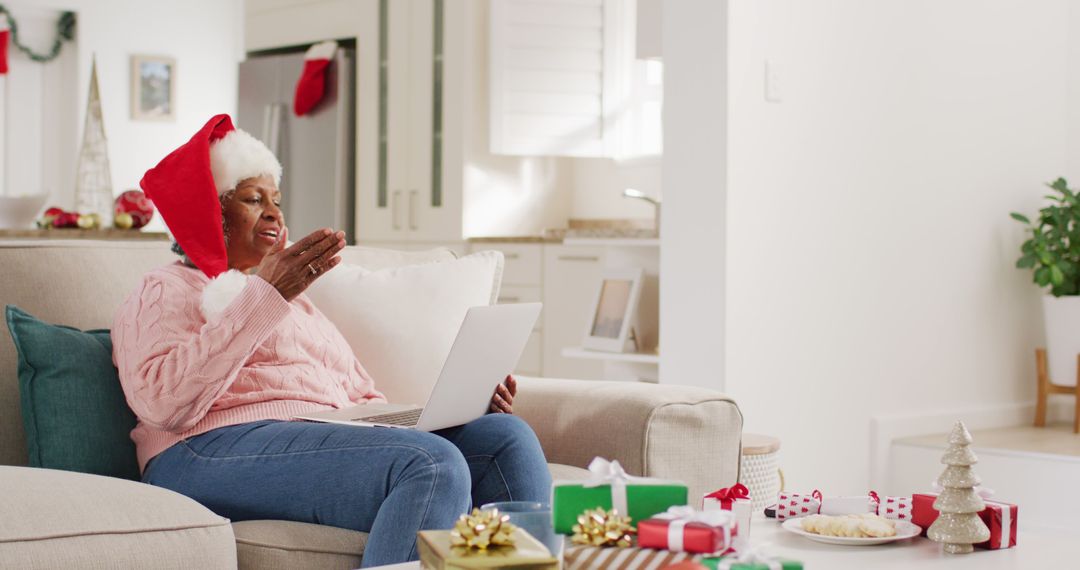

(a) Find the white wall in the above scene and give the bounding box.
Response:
[659,0,728,390]
[23,0,242,231]
[460,0,574,238]
[723,0,1066,492]
[1,4,78,203]
[461,0,664,235]
[568,156,661,222]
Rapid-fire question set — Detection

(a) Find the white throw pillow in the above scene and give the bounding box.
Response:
[305,250,504,406]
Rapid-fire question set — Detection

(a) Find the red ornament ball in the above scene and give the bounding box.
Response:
[114,190,155,229]
[52,212,80,228]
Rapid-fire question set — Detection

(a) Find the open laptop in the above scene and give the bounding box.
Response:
[292,302,541,432]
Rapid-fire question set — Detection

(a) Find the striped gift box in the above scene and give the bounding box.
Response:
[563,545,702,570]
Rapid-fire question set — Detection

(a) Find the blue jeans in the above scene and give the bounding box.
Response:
[142,414,551,567]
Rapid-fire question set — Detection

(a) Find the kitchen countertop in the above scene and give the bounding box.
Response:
[466,219,658,244]
[466,235,562,243]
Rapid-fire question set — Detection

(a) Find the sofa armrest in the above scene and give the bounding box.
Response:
[514,377,743,501]
[0,466,236,568]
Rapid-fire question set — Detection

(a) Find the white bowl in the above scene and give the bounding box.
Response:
[0,194,50,229]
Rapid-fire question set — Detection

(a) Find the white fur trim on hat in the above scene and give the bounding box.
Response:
[209,129,283,194]
[201,270,249,319]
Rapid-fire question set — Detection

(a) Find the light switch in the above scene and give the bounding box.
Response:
[765,59,782,103]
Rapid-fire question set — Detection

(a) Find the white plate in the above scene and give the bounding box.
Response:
[781,518,922,546]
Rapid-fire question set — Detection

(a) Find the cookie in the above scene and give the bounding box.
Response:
[835,516,864,537]
[800,514,825,533]
[858,515,897,538]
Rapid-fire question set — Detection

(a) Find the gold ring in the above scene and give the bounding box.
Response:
[308,263,318,276]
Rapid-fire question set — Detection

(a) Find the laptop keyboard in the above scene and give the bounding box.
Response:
[360,408,424,427]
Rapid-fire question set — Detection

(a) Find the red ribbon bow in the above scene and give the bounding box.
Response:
[705,483,750,509]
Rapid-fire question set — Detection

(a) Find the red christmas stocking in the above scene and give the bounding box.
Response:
[293,40,337,116]
[0,14,11,75]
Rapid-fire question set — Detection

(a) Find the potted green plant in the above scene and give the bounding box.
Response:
[1011,177,1080,386]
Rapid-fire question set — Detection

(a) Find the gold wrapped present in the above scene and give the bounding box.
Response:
[417,528,559,569]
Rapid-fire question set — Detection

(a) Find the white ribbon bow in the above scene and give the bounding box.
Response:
[716,543,783,570]
[583,457,643,516]
[653,506,735,553]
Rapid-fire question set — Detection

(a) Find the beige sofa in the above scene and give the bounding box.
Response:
[0,240,743,569]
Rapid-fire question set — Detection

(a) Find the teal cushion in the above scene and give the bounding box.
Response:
[4,305,140,480]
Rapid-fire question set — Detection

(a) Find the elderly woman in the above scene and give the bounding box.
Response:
[112,115,550,567]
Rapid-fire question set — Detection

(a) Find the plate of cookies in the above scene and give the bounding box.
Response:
[781,513,922,546]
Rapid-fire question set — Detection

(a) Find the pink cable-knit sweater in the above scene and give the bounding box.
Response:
[112,262,386,474]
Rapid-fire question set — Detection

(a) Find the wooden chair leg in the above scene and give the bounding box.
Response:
[1075,354,1080,434]
[1035,349,1049,428]
[1074,382,1080,434]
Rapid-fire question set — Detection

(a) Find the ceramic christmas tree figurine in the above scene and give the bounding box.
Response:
[928,421,990,554]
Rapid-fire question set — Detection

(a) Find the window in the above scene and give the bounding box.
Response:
[489,0,661,159]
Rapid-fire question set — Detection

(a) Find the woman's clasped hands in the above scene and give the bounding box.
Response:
[256,227,346,301]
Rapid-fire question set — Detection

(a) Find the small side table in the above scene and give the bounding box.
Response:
[1034,348,1080,433]
[738,433,782,513]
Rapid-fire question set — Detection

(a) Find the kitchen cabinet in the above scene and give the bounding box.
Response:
[471,238,660,381]
[246,1,577,246]
[245,0,466,244]
[636,0,662,59]
[470,241,608,379]
[541,245,607,379]
[358,0,461,243]
[470,242,546,377]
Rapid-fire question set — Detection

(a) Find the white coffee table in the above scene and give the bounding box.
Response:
[368,515,1071,569]
[746,514,1068,569]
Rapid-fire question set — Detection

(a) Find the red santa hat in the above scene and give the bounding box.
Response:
[140,114,282,319]
[293,40,337,116]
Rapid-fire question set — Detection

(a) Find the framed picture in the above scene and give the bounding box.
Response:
[582,267,644,352]
[130,55,176,121]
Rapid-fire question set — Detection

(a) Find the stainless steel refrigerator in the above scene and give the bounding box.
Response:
[237,47,355,243]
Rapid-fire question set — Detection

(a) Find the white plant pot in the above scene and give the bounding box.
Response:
[1042,295,1080,386]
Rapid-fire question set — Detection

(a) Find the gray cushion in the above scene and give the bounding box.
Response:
[234,520,366,570]
[0,465,235,568]
[548,462,591,481]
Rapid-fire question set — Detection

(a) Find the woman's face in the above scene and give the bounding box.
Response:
[223,175,284,272]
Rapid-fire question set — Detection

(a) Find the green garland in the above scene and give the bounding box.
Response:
[0,5,76,63]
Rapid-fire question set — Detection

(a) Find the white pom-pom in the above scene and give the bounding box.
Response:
[201,270,249,319]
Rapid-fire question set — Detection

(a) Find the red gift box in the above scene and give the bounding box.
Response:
[911,493,1018,549]
[638,507,737,555]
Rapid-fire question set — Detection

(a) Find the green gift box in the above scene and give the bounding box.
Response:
[551,458,688,534]
[701,554,803,570]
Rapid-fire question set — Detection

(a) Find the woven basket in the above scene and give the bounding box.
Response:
[737,434,782,512]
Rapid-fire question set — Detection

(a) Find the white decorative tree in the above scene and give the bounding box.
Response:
[74,55,114,226]
[927,421,990,554]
